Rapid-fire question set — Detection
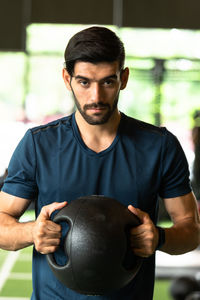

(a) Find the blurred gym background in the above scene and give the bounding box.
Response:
[1,1,200,299]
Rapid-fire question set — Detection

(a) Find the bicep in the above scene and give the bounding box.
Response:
[164,192,200,224]
[0,191,31,219]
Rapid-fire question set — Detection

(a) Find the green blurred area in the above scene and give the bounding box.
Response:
[0,24,200,128]
[154,280,172,300]
[1,279,32,298]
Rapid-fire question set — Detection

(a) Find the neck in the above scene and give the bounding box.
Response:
[75,110,121,153]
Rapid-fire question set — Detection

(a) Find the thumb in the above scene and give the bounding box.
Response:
[38,201,67,221]
[128,205,149,224]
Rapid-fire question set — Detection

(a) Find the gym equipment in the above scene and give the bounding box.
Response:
[46,195,143,295]
[170,276,200,300]
[186,291,200,300]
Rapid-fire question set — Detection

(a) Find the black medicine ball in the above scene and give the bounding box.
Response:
[47,195,143,295]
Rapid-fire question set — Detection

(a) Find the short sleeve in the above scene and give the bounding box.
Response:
[159,129,191,198]
[2,129,38,199]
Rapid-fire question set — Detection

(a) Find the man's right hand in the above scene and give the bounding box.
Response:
[32,202,67,254]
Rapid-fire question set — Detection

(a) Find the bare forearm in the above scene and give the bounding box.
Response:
[160,220,200,255]
[0,201,66,254]
[0,212,34,251]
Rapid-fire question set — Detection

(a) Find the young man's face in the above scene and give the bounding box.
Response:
[63,61,129,125]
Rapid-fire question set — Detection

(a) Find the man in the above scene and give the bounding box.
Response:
[0,26,199,300]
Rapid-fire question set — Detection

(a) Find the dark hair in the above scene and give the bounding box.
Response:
[64,26,125,76]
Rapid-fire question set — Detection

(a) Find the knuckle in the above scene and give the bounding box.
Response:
[143,211,148,218]
[37,220,44,229]
[49,245,59,253]
[57,232,62,238]
[148,231,154,240]
[37,225,45,236]
[40,206,46,214]
[53,239,60,246]
[147,243,155,255]
[55,224,61,232]
[35,242,43,252]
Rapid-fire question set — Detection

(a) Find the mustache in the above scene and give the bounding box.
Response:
[84,102,110,110]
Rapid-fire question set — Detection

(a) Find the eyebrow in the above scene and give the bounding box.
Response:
[74,74,118,82]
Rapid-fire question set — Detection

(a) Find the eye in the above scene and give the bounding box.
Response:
[79,80,89,87]
[103,79,115,86]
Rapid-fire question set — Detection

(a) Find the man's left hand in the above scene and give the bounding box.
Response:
[128,205,159,257]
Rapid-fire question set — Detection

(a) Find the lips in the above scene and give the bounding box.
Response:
[84,103,110,111]
[88,107,106,111]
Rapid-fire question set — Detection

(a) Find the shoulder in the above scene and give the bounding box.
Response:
[120,114,182,155]
[30,114,73,136]
[16,114,74,151]
[121,113,168,138]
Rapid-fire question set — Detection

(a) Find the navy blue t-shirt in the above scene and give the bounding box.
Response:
[2,112,191,300]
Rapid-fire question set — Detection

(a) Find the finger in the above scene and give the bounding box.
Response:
[37,237,61,246]
[44,220,62,232]
[40,245,60,255]
[38,201,67,221]
[37,216,64,236]
[38,221,62,237]
[132,247,149,258]
[36,238,61,254]
[128,205,149,224]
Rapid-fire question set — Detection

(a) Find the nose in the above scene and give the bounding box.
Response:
[90,83,102,102]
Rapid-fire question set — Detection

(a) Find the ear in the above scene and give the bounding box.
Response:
[62,68,72,91]
[120,67,129,90]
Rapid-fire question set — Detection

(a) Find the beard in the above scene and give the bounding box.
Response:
[71,87,119,125]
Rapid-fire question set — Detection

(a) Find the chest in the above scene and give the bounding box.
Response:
[35,138,161,219]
